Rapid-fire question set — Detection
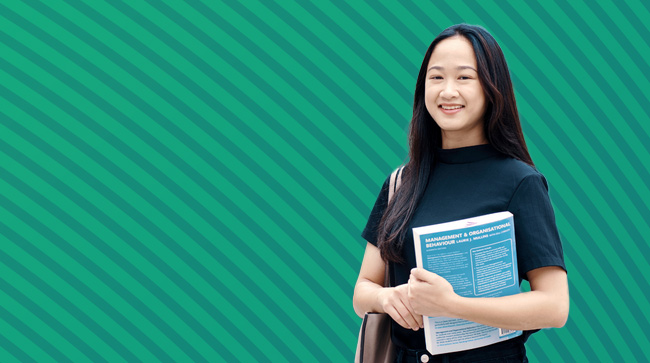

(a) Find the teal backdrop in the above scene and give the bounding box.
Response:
[1,0,649,362]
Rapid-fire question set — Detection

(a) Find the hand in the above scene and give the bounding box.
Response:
[378,284,423,331]
[408,268,458,317]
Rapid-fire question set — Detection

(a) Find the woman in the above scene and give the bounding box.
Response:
[353,24,569,362]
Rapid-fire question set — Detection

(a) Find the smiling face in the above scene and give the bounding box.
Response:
[425,36,487,149]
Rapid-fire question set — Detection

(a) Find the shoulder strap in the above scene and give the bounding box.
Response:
[388,165,405,203]
[384,165,404,288]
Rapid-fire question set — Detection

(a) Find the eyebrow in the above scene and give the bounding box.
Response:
[427,65,477,72]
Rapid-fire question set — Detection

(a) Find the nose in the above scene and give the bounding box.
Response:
[440,81,459,99]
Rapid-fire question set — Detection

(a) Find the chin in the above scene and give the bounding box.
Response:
[432,119,467,131]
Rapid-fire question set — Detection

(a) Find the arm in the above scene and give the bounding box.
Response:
[353,242,423,330]
[408,266,569,330]
[352,242,385,317]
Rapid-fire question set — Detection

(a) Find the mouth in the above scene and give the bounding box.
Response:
[439,104,465,110]
[439,104,464,114]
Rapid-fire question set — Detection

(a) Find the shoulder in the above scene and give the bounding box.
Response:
[499,158,556,212]
[492,155,548,190]
[498,155,542,179]
[372,170,395,206]
[361,167,404,245]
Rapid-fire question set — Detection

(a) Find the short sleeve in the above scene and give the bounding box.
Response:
[361,175,391,246]
[507,173,567,281]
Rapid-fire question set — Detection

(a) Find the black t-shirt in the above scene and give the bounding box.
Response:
[361,144,566,351]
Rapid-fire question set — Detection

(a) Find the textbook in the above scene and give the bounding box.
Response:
[412,211,522,355]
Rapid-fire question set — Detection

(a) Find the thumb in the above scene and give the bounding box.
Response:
[410,268,432,281]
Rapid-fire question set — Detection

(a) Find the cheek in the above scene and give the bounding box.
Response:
[473,93,486,113]
[424,87,439,111]
[468,86,486,109]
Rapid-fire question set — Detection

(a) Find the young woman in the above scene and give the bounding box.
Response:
[353,24,569,362]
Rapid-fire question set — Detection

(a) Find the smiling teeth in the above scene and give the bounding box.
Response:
[441,105,463,110]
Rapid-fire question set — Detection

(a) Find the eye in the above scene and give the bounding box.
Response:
[459,76,472,80]
[429,76,443,80]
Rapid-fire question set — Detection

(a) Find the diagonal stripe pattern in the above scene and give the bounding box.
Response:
[1,0,649,361]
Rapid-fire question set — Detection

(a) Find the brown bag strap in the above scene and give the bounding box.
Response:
[388,165,404,203]
[384,165,405,287]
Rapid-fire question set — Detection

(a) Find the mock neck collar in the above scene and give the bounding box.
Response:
[435,143,502,164]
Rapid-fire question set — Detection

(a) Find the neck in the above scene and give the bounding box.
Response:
[441,130,488,149]
[435,143,501,164]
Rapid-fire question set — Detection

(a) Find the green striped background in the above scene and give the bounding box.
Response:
[1,0,649,361]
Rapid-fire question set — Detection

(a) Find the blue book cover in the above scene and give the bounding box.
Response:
[412,211,522,355]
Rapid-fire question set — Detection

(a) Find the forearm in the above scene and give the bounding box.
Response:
[447,290,569,330]
[353,279,388,318]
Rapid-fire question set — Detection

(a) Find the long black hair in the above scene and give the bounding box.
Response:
[377,24,534,263]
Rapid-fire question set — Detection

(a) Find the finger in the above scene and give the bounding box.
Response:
[396,297,421,330]
[407,278,421,301]
[411,267,428,281]
[385,305,412,330]
[413,268,441,284]
[406,298,424,328]
[401,294,424,329]
[394,284,421,329]
[415,314,424,328]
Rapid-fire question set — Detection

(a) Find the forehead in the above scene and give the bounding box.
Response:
[427,36,477,68]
